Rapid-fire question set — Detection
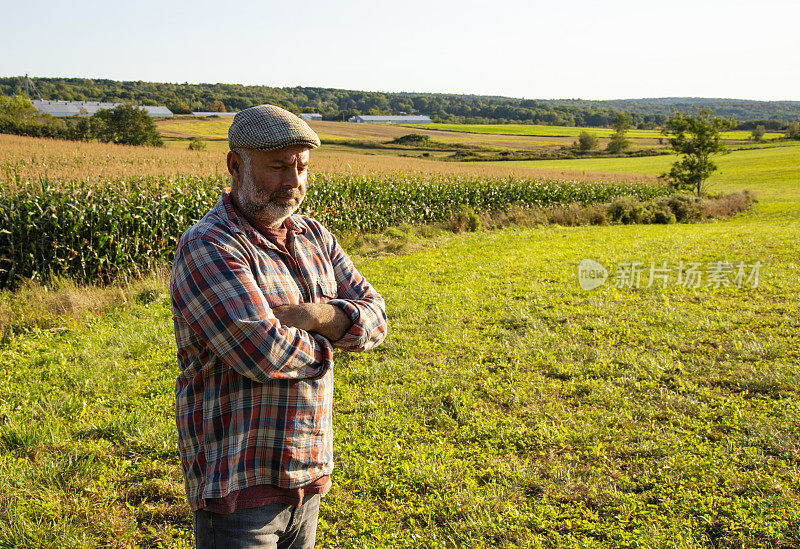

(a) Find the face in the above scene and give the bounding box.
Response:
[227,145,310,228]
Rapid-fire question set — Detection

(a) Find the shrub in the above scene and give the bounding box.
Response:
[450,206,481,233]
[608,196,648,224]
[548,204,584,226]
[391,134,430,145]
[583,204,608,225]
[188,138,207,151]
[575,132,599,151]
[703,190,755,218]
[0,114,70,140]
[657,194,705,222]
[647,202,677,224]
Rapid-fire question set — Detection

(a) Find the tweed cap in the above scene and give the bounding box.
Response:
[228,104,321,151]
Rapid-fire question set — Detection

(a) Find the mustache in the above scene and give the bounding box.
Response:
[272,190,302,200]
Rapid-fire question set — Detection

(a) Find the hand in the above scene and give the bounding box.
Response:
[272,303,352,342]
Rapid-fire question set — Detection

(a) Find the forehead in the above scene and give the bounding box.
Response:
[250,146,310,164]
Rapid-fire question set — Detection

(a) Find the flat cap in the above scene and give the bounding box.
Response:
[228,104,321,151]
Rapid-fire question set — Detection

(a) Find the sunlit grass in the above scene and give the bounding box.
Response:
[414,123,783,141]
[1,127,798,546]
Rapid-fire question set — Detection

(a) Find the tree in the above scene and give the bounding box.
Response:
[661,108,734,196]
[606,112,631,153]
[91,104,163,146]
[751,125,765,142]
[575,131,599,151]
[786,121,800,140]
[0,93,38,119]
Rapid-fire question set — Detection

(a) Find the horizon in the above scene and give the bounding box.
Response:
[5,74,800,105]
[2,0,798,103]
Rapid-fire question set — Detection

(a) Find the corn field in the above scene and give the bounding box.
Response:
[0,173,670,289]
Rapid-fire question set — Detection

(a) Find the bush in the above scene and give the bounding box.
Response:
[657,194,705,222]
[606,134,630,154]
[608,196,649,224]
[391,134,430,145]
[548,204,586,226]
[188,138,207,151]
[646,201,677,224]
[583,204,608,225]
[575,131,599,151]
[0,114,71,139]
[450,206,481,233]
[703,190,755,218]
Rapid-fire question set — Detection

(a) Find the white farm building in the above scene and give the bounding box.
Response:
[31,100,173,118]
[300,113,323,121]
[347,115,432,124]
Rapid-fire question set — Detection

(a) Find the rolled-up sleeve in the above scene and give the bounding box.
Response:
[324,234,388,352]
[171,236,333,382]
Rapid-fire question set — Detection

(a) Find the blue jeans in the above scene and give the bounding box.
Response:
[193,494,321,549]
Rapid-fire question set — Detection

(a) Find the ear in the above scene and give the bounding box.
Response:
[227,150,242,182]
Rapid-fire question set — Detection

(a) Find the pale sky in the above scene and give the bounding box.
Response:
[3,0,799,101]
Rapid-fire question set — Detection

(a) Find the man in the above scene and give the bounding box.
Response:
[170,104,388,548]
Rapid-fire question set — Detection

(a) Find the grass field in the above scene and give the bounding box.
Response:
[493,144,800,217]
[0,129,798,547]
[156,117,784,143]
[414,123,784,141]
[156,118,586,152]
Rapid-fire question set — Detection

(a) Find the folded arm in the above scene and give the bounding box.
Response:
[319,229,388,352]
[171,237,333,383]
[272,303,352,342]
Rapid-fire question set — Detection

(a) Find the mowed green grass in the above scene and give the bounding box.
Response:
[497,143,800,216]
[0,148,798,546]
[413,123,783,141]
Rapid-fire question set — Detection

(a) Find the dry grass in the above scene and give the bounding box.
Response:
[310,145,660,183]
[1,132,659,185]
[0,264,170,335]
[704,190,756,218]
[0,133,224,182]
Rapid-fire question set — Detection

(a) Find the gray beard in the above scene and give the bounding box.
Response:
[235,186,302,228]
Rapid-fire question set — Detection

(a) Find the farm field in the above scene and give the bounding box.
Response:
[0,133,659,184]
[494,144,800,217]
[415,123,784,141]
[0,129,798,547]
[155,119,788,171]
[157,117,587,152]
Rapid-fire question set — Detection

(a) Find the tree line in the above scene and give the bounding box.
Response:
[0,95,162,146]
[3,77,798,127]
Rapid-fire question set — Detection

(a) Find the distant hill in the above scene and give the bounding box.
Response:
[2,76,798,127]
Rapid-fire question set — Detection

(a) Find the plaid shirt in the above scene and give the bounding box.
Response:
[170,189,387,511]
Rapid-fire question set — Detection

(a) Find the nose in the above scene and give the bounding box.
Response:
[282,166,303,189]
